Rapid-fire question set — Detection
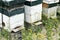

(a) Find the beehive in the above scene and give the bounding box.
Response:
[2,5,24,32]
[1,0,25,6]
[25,0,42,26]
[42,0,59,18]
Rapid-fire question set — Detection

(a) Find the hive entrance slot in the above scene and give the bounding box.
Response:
[14,26,21,29]
[2,22,5,27]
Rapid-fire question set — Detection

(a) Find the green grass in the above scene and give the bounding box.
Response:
[0,14,60,40]
[22,15,60,40]
[0,29,10,40]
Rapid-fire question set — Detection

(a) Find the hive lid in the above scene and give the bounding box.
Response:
[25,0,42,6]
[43,0,59,4]
[0,0,25,6]
[48,3,58,8]
[0,8,3,13]
[26,0,37,1]
[43,2,58,8]
[2,0,14,2]
[2,4,24,10]
[2,7,24,17]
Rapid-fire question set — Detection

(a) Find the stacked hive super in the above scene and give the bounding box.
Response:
[42,0,59,18]
[57,0,60,14]
[1,0,25,32]
[25,0,42,26]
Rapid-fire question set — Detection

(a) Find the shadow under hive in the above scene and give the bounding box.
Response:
[11,31,22,40]
[42,0,59,18]
[25,0,42,27]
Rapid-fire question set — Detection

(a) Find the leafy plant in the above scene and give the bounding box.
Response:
[42,14,60,40]
[1,29,10,40]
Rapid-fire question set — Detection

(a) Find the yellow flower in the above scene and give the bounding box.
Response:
[22,39,24,40]
[28,29,32,33]
[37,33,46,39]
[32,33,37,40]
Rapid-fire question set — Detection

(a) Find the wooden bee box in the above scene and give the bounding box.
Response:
[42,3,58,18]
[2,6,24,32]
[25,0,42,25]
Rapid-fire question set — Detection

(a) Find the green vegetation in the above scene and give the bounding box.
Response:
[22,14,60,40]
[0,29,10,40]
[0,14,60,40]
[42,15,60,40]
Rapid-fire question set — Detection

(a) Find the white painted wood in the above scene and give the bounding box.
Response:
[10,13,24,30]
[48,6,57,18]
[42,8,49,18]
[26,0,37,1]
[3,14,10,31]
[3,13,24,32]
[43,0,59,4]
[54,0,59,3]
[0,13,2,28]
[42,6,58,18]
[34,22,42,25]
[25,4,42,23]
[43,0,54,4]
[2,0,14,2]
[57,6,60,13]
[13,25,24,32]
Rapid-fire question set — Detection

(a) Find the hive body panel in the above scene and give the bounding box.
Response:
[3,14,10,31]
[25,4,42,23]
[43,6,58,18]
[57,0,60,14]
[58,6,60,13]
[0,8,2,28]
[0,13,2,28]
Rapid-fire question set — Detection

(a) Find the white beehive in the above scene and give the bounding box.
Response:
[0,8,2,28]
[2,6,24,32]
[25,0,42,25]
[42,0,58,18]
